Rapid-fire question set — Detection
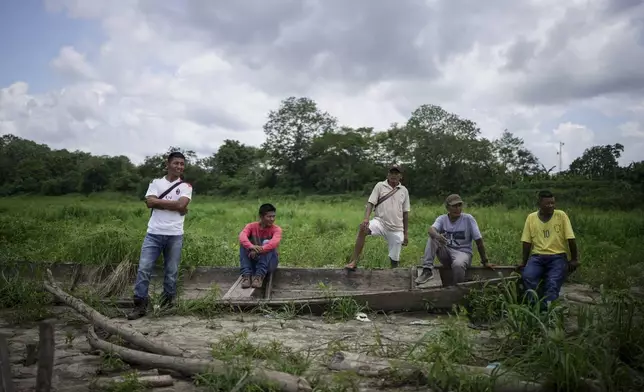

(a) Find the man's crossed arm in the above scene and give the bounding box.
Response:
[146,196,190,213]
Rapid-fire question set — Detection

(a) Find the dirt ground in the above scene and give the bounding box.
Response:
[1,283,601,392]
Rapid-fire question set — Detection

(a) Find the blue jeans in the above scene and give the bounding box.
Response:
[239,245,278,277]
[522,253,568,305]
[133,233,183,300]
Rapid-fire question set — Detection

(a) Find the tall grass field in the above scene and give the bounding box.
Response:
[2,194,644,390]
[1,193,643,289]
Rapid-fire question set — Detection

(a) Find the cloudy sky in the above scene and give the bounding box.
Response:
[1,0,643,170]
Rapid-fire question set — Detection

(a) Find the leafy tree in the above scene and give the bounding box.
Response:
[306,127,382,193]
[212,140,259,177]
[493,130,542,185]
[0,97,642,209]
[262,96,338,189]
[79,157,111,196]
[569,143,624,179]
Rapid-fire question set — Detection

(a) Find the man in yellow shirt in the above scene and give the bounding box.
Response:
[520,190,579,306]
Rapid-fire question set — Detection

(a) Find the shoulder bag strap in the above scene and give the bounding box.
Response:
[150,180,184,216]
[374,187,400,209]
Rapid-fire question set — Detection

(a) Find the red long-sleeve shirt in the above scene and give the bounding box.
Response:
[238,222,282,253]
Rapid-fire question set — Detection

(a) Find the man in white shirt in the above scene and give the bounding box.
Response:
[344,166,410,270]
[127,151,193,320]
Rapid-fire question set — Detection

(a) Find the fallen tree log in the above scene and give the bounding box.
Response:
[42,269,186,358]
[327,351,542,392]
[86,326,311,392]
[91,375,174,389]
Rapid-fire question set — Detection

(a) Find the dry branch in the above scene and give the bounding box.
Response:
[0,335,15,392]
[42,268,186,358]
[86,326,311,392]
[91,375,174,389]
[327,351,542,392]
[35,320,55,392]
[92,260,137,298]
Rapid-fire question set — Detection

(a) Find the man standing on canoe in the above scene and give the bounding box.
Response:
[238,203,282,289]
[344,165,410,270]
[127,151,193,320]
[519,190,579,307]
[415,194,491,286]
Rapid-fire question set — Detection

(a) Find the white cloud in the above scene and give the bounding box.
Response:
[50,46,98,82]
[620,122,644,139]
[1,0,643,169]
[551,122,595,169]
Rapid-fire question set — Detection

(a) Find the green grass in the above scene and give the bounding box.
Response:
[462,279,644,392]
[1,194,642,289]
[1,194,643,391]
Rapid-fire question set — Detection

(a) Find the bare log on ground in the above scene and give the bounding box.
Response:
[91,375,174,389]
[86,326,312,392]
[0,334,16,392]
[327,351,542,392]
[42,268,186,358]
[35,320,55,392]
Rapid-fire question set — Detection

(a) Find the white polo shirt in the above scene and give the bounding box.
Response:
[145,177,193,235]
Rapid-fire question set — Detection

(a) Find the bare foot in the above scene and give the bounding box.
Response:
[344,262,357,271]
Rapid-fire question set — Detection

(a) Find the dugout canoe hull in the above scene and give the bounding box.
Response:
[2,261,520,313]
[187,276,518,314]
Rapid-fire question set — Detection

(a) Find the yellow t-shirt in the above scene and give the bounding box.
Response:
[521,210,575,256]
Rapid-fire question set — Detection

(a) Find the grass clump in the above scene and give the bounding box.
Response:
[90,370,146,392]
[193,329,313,391]
[462,279,644,391]
[308,371,362,392]
[97,351,129,375]
[1,195,642,290]
[0,264,53,324]
[317,282,368,323]
[406,310,478,366]
[193,370,281,392]
[210,329,313,376]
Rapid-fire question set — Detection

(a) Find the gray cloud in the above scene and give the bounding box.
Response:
[2,0,644,167]
[185,106,250,130]
[141,0,438,92]
[603,0,644,16]
[505,1,644,105]
[502,37,538,72]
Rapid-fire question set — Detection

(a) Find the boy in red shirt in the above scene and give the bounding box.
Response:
[238,203,282,288]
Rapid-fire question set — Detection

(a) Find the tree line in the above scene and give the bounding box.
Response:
[1,97,643,208]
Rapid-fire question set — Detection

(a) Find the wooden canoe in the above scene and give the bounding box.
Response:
[3,261,520,313]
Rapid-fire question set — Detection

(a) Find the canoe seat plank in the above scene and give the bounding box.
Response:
[222,275,257,299]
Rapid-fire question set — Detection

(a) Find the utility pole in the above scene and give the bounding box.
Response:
[557,141,565,172]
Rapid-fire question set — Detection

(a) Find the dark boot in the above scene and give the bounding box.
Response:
[160,294,175,309]
[390,258,399,268]
[251,275,264,288]
[126,297,148,320]
[240,275,251,289]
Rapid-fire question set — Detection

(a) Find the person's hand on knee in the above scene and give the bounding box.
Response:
[359,219,370,232]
